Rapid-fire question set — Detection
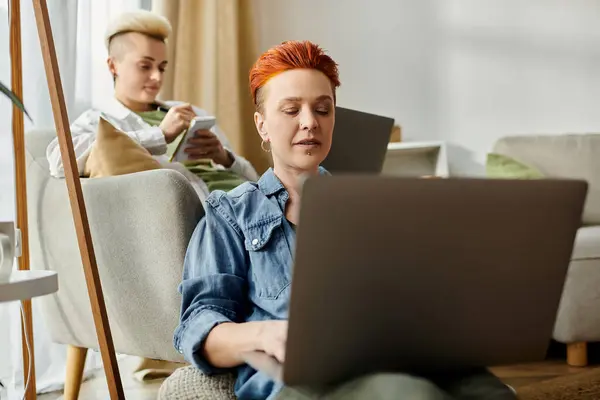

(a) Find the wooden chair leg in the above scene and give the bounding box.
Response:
[64,345,88,400]
[567,342,588,367]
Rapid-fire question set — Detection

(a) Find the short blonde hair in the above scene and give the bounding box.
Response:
[105,9,172,50]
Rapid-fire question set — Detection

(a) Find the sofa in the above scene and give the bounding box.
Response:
[489,133,600,367]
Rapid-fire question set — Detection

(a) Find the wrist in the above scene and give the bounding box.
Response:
[160,127,173,144]
[159,125,178,144]
[219,149,235,168]
[249,321,265,352]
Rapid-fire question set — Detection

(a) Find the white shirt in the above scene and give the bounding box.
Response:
[46,98,260,204]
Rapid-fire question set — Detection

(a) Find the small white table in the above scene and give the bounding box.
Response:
[0,270,58,303]
[382,141,449,178]
[0,270,58,399]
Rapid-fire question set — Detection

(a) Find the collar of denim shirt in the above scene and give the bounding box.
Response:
[257,165,330,197]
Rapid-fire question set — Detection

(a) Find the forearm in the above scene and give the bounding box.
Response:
[47,133,94,177]
[203,321,262,368]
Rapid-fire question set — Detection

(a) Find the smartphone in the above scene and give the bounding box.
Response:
[170,116,217,162]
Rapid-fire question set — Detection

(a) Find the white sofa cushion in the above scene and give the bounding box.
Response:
[493,134,600,224]
[572,226,600,260]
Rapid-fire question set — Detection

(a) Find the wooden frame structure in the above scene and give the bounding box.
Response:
[10,0,124,398]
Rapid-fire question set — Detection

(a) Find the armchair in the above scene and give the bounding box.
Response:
[24,128,236,398]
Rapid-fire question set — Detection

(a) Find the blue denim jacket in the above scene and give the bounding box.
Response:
[174,167,328,400]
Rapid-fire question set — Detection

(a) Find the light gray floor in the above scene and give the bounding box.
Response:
[37,356,164,400]
[0,357,163,400]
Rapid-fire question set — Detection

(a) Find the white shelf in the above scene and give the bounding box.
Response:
[0,270,58,302]
[382,140,449,177]
[387,141,445,152]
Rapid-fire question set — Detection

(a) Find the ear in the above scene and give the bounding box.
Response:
[107,56,117,78]
[254,111,269,142]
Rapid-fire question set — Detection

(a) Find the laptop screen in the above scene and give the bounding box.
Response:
[320,106,395,174]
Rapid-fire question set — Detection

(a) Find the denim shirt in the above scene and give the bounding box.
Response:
[174,167,329,400]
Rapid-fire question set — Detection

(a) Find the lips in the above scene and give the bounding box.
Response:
[295,139,321,147]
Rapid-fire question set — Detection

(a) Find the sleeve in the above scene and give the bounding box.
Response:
[126,126,167,155]
[46,111,166,178]
[173,197,249,374]
[223,149,261,182]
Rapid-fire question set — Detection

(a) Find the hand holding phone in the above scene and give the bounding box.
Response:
[170,116,218,163]
[185,119,234,167]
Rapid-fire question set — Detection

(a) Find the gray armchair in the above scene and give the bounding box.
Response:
[25,129,235,399]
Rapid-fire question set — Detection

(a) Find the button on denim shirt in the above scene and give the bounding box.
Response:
[174,167,329,400]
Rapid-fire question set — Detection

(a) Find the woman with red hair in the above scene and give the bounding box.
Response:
[175,41,340,399]
[174,41,516,399]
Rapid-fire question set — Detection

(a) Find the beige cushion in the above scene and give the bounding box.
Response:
[84,117,161,177]
[493,134,600,224]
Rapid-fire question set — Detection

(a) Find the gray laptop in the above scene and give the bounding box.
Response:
[242,176,587,387]
[320,106,395,173]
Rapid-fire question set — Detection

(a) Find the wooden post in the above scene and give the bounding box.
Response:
[31,0,125,398]
[9,0,36,398]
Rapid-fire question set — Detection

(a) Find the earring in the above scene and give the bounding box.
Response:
[261,139,271,153]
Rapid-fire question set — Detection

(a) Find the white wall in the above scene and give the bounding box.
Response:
[253,0,600,175]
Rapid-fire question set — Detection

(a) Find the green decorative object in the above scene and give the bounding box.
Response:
[0,81,31,121]
[486,153,544,179]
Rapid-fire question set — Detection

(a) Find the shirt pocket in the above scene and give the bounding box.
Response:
[243,216,292,300]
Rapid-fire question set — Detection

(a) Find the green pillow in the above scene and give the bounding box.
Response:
[486,153,544,179]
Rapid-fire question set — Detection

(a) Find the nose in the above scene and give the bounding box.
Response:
[150,68,162,83]
[299,108,318,131]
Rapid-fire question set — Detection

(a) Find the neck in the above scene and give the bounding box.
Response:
[114,93,152,112]
[273,164,319,201]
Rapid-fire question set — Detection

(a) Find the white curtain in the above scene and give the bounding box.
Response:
[0,0,150,397]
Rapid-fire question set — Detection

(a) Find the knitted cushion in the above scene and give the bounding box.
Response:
[157,366,236,400]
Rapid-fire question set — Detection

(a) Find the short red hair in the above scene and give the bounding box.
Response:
[249,40,341,111]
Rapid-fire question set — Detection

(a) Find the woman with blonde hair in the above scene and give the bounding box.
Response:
[46,9,258,203]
